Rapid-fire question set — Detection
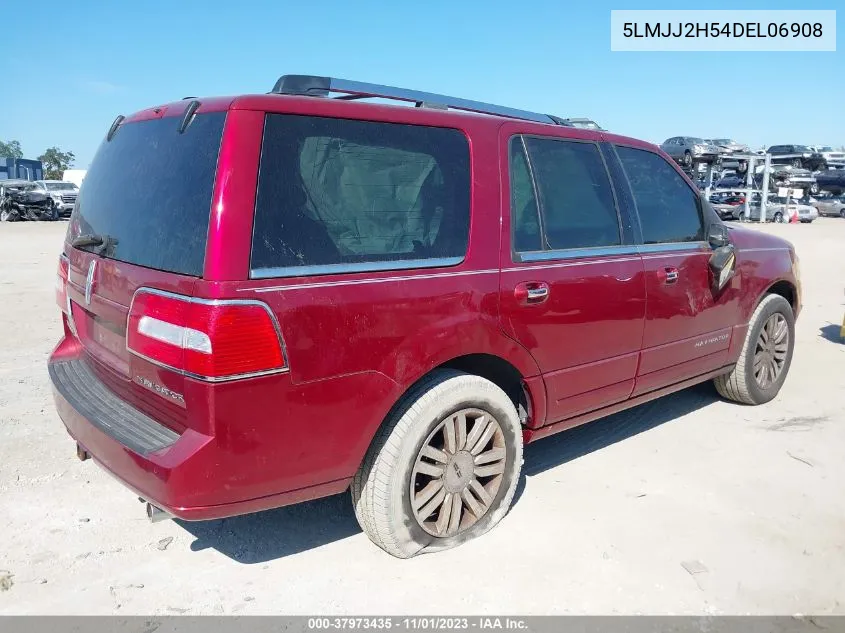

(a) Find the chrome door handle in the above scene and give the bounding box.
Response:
[514,282,550,305]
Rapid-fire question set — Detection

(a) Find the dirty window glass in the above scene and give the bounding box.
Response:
[524,138,620,250]
[509,138,541,252]
[69,113,225,276]
[251,114,470,275]
[615,146,704,244]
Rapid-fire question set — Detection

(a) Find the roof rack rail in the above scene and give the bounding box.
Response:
[270,74,565,126]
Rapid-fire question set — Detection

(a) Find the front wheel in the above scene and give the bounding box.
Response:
[773,211,784,223]
[683,151,692,166]
[714,294,795,405]
[839,209,845,219]
[791,158,802,168]
[352,370,523,558]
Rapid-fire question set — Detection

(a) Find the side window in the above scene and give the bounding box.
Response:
[615,145,704,244]
[252,114,470,275]
[509,138,541,252]
[523,137,620,250]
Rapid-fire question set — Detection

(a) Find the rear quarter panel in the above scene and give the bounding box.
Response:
[202,102,543,484]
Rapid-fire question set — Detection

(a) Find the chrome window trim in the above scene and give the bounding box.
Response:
[518,244,638,262]
[515,241,706,263]
[125,287,290,382]
[638,242,706,254]
[250,256,464,280]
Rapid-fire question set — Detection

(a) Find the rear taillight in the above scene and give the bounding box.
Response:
[127,289,287,381]
[57,255,69,313]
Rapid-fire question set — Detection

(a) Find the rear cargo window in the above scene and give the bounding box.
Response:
[251,114,470,277]
[68,112,226,276]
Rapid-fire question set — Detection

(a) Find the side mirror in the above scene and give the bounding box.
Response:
[709,243,736,293]
[708,222,730,249]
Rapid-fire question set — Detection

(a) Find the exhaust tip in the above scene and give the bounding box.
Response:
[146,502,173,523]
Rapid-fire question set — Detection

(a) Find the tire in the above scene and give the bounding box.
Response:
[773,212,784,223]
[791,158,802,168]
[714,294,795,405]
[809,183,819,196]
[737,160,748,174]
[0,209,16,222]
[839,209,845,219]
[683,151,692,166]
[351,369,523,558]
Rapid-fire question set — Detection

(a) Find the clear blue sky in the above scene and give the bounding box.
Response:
[4,0,842,168]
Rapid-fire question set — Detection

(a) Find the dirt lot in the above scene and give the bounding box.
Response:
[1,219,843,615]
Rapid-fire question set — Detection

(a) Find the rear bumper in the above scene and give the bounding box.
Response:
[48,337,357,520]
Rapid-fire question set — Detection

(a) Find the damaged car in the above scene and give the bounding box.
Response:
[0,179,60,221]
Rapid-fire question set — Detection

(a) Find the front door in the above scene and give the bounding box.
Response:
[499,131,646,425]
[611,145,741,395]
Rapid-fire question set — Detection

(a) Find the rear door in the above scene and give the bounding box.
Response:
[64,107,226,428]
[611,144,740,395]
[499,130,646,425]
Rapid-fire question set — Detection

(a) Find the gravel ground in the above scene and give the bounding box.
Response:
[0,219,843,615]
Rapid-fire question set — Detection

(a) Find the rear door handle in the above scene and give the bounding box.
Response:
[657,267,680,284]
[514,281,550,305]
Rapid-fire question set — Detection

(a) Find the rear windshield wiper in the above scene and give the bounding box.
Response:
[71,233,118,255]
[71,234,105,248]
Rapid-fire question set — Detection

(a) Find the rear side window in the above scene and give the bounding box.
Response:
[509,139,541,252]
[69,113,226,276]
[519,137,620,251]
[251,114,470,277]
[615,146,704,244]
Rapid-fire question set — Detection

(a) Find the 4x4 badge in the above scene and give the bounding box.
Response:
[85,260,97,305]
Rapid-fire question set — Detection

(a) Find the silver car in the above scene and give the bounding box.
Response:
[812,195,845,218]
[32,180,79,217]
[660,137,723,166]
[812,146,845,169]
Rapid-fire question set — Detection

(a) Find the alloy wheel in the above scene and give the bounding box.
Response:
[754,313,789,389]
[410,408,507,538]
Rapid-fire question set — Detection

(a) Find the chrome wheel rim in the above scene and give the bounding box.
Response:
[410,408,507,538]
[754,313,789,389]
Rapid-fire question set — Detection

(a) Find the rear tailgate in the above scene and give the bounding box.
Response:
[62,108,226,432]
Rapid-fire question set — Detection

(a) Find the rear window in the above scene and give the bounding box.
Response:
[251,114,470,277]
[68,112,226,276]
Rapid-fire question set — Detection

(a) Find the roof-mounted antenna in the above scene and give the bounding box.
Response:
[107,115,125,142]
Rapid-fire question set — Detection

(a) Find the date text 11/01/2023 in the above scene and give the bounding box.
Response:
[622,22,823,39]
[307,617,529,630]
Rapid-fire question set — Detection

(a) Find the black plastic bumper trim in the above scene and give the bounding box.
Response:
[49,359,180,456]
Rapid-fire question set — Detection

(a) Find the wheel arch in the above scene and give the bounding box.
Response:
[352,351,546,475]
[763,279,798,314]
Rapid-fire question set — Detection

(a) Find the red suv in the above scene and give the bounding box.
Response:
[50,75,800,558]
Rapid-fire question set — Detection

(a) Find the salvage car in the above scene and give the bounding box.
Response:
[767,145,828,171]
[712,139,750,155]
[815,169,845,195]
[33,180,79,217]
[661,136,723,166]
[49,74,801,558]
[0,179,59,221]
[811,146,845,169]
[812,195,845,218]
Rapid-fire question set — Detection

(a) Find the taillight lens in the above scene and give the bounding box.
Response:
[127,289,287,381]
[56,255,69,313]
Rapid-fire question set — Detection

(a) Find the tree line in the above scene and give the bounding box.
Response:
[0,139,76,180]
